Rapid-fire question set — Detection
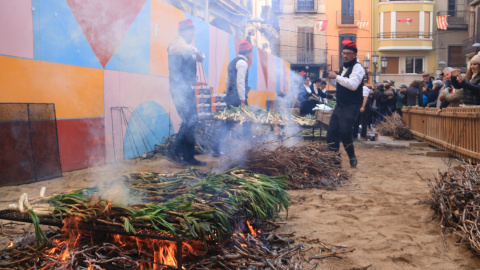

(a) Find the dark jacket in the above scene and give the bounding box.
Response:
[451,74,480,105]
[405,86,420,107]
[426,88,440,107]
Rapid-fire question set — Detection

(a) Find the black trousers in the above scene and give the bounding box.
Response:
[352,101,370,139]
[327,104,361,158]
[170,85,198,161]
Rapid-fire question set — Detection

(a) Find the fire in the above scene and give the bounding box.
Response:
[7,242,13,248]
[246,220,257,237]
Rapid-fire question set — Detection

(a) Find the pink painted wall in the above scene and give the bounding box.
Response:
[103,70,181,162]
[0,0,33,59]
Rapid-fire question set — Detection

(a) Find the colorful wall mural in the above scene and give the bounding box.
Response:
[0,0,291,173]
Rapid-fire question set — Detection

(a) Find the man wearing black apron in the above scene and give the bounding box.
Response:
[326,40,365,168]
[217,40,253,155]
[167,18,206,166]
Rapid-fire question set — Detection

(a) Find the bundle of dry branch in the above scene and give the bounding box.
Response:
[218,142,348,190]
[375,113,413,140]
[0,225,354,270]
[424,164,480,253]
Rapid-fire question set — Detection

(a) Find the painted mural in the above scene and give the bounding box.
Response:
[0,0,291,173]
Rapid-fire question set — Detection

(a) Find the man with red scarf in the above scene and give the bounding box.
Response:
[326,40,365,168]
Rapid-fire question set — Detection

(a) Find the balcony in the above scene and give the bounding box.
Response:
[336,10,360,27]
[295,0,318,13]
[280,50,325,65]
[462,35,480,56]
[378,32,432,39]
[377,32,433,51]
[437,10,473,30]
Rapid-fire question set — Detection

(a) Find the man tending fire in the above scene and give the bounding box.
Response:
[225,39,253,108]
[166,18,206,166]
[325,40,365,168]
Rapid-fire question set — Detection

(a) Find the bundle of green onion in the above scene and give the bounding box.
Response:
[28,167,290,246]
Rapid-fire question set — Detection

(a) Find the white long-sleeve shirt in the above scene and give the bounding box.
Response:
[327,62,365,91]
[225,55,249,101]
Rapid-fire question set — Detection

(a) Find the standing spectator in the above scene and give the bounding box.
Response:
[325,40,365,168]
[450,52,480,105]
[352,85,371,140]
[405,80,423,107]
[395,84,407,115]
[422,72,433,90]
[426,80,443,107]
[372,84,385,124]
[382,84,396,116]
[167,18,206,165]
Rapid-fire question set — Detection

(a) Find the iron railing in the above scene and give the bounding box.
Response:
[437,10,473,28]
[378,31,433,39]
[280,49,325,64]
[462,35,480,56]
[336,10,360,26]
[295,0,317,12]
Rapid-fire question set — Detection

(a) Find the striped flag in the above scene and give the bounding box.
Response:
[357,20,369,29]
[314,20,328,31]
[437,15,448,30]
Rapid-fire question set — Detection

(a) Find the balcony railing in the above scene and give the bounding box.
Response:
[462,35,480,56]
[280,49,325,64]
[378,32,432,39]
[295,0,317,13]
[336,10,360,26]
[437,10,473,29]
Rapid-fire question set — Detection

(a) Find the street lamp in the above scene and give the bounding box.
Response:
[363,55,370,83]
[372,53,379,84]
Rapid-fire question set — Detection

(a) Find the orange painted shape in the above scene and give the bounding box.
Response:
[247,90,275,109]
[218,45,230,94]
[150,0,185,77]
[0,56,103,119]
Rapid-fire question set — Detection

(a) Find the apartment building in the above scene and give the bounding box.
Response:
[373,0,436,86]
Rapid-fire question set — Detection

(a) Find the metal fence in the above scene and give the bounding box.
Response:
[0,103,62,186]
[402,106,480,164]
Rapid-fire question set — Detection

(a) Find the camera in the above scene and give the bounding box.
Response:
[322,70,329,78]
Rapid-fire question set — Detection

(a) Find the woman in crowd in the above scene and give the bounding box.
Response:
[450,52,480,106]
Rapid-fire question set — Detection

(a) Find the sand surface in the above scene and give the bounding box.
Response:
[1,136,480,269]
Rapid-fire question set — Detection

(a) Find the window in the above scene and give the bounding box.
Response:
[448,0,456,17]
[384,57,399,74]
[341,0,354,24]
[297,0,314,11]
[405,57,423,74]
[448,46,465,68]
[339,34,356,67]
[272,0,281,12]
[297,27,314,63]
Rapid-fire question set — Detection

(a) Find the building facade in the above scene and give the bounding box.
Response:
[436,0,469,74]
[373,0,437,86]
[462,0,480,67]
[324,0,373,89]
[275,0,327,80]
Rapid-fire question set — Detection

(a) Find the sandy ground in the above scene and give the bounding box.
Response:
[1,135,480,269]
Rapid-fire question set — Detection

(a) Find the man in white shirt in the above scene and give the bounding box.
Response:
[225,39,253,107]
[326,40,365,168]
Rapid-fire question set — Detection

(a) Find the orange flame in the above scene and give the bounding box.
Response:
[7,242,13,248]
[246,221,257,237]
